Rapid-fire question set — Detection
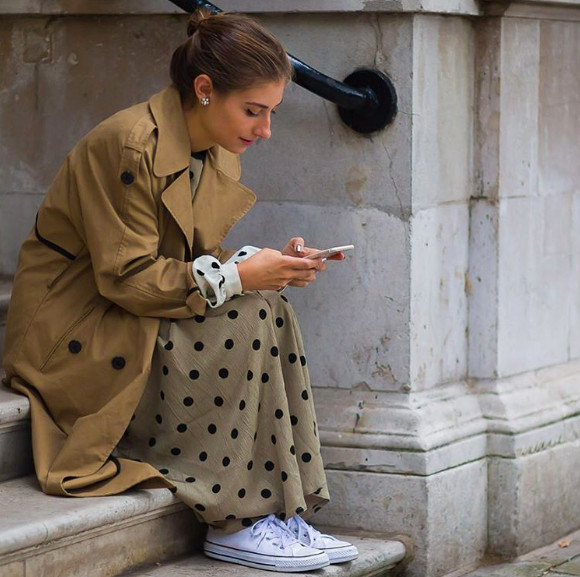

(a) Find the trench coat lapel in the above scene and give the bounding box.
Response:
[160,170,194,250]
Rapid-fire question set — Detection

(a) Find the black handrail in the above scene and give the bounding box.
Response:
[168,0,397,133]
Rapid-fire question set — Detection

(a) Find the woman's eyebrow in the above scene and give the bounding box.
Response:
[245,99,284,109]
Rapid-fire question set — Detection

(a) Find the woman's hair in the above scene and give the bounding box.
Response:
[170,10,293,104]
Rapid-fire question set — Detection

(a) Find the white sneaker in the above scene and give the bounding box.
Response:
[204,514,330,572]
[286,515,359,564]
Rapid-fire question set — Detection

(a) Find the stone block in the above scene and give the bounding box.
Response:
[242,13,413,218]
[488,439,580,558]
[226,201,411,392]
[412,15,474,209]
[538,20,580,196]
[498,18,540,199]
[0,194,43,276]
[497,196,571,376]
[410,203,469,390]
[314,460,487,577]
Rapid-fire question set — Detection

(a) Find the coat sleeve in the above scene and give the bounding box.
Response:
[68,129,208,319]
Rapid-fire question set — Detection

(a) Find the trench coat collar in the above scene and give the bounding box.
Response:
[148,85,241,181]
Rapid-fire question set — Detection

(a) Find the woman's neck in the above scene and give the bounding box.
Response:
[182,104,215,153]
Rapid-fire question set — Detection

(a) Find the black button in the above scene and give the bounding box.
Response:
[112,356,126,370]
[68,340,82,354]
[120,171,134,185]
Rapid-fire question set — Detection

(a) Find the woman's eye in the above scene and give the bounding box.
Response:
[245,109,259,117]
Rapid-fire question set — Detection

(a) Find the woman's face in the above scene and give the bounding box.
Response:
[201,81,286,154]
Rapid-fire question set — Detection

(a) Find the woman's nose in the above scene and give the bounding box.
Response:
[255,116,272,140]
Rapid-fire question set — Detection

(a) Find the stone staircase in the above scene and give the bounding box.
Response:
[0,279,408,577]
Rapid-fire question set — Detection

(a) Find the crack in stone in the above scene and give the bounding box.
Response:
[381,141,405,218]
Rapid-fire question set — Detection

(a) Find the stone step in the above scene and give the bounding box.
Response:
[0,475,203,577]
[120,534,407,577]
[0,379,33,482]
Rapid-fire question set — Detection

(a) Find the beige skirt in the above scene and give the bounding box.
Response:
[117,290,329,532]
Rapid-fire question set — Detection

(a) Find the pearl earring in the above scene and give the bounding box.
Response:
[200,96,210,107]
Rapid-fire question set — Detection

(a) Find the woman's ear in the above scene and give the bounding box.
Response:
[194,74,213,102]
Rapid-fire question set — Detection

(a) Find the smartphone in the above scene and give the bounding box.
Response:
[303,245,354,260]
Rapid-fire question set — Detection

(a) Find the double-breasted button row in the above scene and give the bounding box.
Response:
[68,340,126,370]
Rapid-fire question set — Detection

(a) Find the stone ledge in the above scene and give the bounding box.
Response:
[0,475,201,577]
[120,534,407,577]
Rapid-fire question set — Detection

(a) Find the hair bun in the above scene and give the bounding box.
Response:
[187,9,211,37]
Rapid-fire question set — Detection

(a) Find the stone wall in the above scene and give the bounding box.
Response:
[1,1,579,576]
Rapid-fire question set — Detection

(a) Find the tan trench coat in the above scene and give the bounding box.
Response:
[2,86,256,497]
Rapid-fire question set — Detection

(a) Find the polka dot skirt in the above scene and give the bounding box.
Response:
[117,290,329,532]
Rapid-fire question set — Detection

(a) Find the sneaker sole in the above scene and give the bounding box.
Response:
[204,542,330,572]
[326,545,359,564]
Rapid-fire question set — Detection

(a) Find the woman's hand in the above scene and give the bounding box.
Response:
[237,247,321,291]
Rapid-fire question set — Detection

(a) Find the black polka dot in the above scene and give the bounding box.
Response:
[164,341,174,350]
[159,468,169,475]
[199,452,208,461]
[194,315,205,323]
[254,431,258,441]
[222,456,231,467]
[264,461,275,471]
[300,355,307,366]
[196,269,205,277]
[195,504,206,511]
[258,403,261,412]
[155,414,162,424]
[290,445,296,455]
[224,339,234,350]
[162,365,169,376]
[177,424,187,433]
[247,370,254,381]
[259,309,267,319]
[149,437,156,447]
[208,423,217,434]
[212,484,221,493]
[186,477,195,483]
[239,400,246,410]
[160,391,165,401]
[183,397,194,407]
[247,460,254,470]
[314,487,323,495]
[211,262,220,269]
[281,471,288,482]
[262,373,270,383]
[214,396,224,407]
[228,310,239,319]
[301,452,312,463]
[314,506,322,513]
[169,486,177,494]
[275,409,284,419]
[252,339,261,351]
[271,435,277,445]
[301,390,309,400]
[276,317,284,328]
[261,489,272,499]
[219,368,229,379]
[238,488,246,498]
[270,346,279,357]
[281,295,289,302]
[189,370,199,380]
[242,518,253,527]
[194,341,204,351]
[289,353,298,364]
[231,428,239,439]
[291,415,298,426]
[238,251,247,257]
[226,514,236,520]
[296,507,304,514]
[279,512,286,521]
[171,447,181,456]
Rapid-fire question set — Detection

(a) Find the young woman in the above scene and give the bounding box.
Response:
[2,10,358,573]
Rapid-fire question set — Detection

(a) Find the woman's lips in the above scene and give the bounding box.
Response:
[240,138,254,146]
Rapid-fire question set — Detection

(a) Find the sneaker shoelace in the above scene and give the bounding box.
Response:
[251,514,301,550]
[286,515,330,547]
